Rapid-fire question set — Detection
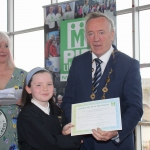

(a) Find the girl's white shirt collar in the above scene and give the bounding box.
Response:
[31,99,50,115]
[92,46,113,75]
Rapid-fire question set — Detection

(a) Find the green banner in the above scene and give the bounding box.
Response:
[60,18,90,81]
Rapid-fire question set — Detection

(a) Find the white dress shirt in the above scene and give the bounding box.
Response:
[92,46,113,78]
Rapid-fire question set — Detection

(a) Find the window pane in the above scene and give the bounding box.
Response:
[0,0,7,31]
[52,0,57,3]
[141,67,150,150]
[116,0,131,11]
[139,10,150,64]
[141,67,150,122]
[14,0,50,31]
[141,126,150,150]
[139,0,150,6]
[116,13,132,57]
[14,30,44,72]
[58,0,66,2]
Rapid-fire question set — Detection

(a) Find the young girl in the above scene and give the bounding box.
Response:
[63,3,74,20]
[56,5,63,28]
[17,67,82,150]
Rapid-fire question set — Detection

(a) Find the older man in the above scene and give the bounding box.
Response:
[62,12,143,150]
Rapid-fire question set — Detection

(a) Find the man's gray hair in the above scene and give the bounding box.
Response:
[85,12,115,32]
[57,95,63,99]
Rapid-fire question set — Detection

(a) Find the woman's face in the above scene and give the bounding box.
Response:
[58,6,62,13]
[0,41,10,64]
[66,4,70,11]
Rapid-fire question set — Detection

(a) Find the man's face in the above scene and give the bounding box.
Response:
[58,99,62,104]
[85,17,114,57]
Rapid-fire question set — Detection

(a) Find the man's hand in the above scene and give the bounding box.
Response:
[62,123,74,135]
[92,128,118,141]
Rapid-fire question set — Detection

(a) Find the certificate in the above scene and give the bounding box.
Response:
[71,97,122,136]
[0,88,23,105]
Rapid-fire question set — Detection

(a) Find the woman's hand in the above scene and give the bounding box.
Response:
[16,100,22,106]
[62,123,74,135]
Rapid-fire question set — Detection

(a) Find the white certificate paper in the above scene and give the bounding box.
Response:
[71,97,122,136]
[0,88,23,105]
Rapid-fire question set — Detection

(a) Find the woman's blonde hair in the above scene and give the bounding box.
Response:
[0,31,15,68]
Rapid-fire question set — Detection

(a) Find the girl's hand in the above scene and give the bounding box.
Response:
[62,123,74,135]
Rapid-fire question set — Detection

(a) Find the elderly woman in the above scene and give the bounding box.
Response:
[0,31,27,150]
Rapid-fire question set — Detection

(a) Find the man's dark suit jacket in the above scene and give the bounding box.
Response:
[62,49,143,150]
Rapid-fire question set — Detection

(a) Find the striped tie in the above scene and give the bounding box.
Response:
[92,58,103,94]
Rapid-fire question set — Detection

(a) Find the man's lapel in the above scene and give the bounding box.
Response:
[83,52,93,101]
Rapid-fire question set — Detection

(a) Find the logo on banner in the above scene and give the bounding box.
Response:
[67,21,87,49]
[60,19,90,81]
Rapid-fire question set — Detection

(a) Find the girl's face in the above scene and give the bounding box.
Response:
[26,72,54,106]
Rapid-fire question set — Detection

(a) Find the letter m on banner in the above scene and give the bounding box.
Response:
[60,18,89,81]
[67,20,87,49]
